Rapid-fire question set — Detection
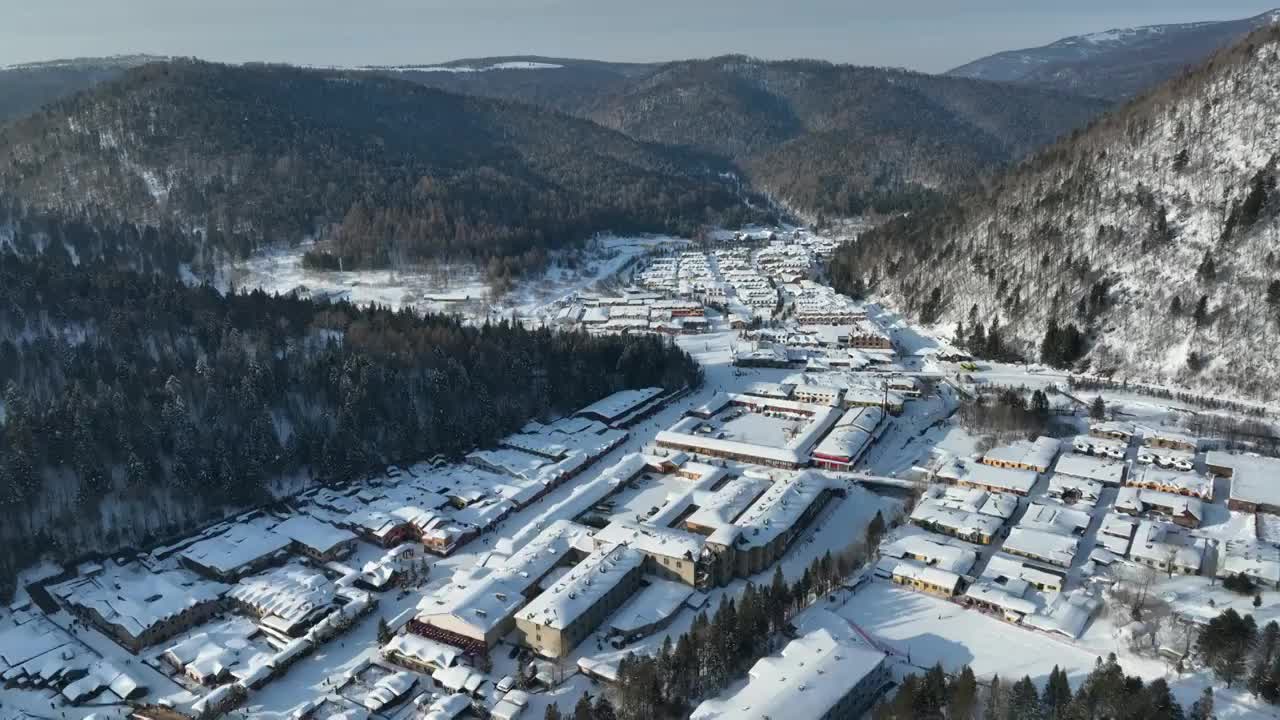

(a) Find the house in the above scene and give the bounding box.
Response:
[1206,452,1280,514]
[1218,539,1280,589]
[1142,429,1199,452]
[876,558,964,597]
[1090,421,1135,443]
[273,515,358,562]
[1053,453,1126,487]
[514,545,645,658]
[910,500,1004,545]
[1128,466,1212,501]
[936,457,1037,496]
[1128,521,1202,575]
[981,437,1060,473]
[1002,527,1079,568]
[1114,487,1204,528]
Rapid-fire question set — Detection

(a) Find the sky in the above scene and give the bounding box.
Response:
[3,1,1278,72]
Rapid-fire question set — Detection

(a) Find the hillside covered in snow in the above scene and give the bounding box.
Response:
[948,8,1280,99]
[833,26,1280,401]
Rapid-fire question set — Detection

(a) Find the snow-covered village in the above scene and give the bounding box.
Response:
[6,6,1280,720]
[3,224,1280,720]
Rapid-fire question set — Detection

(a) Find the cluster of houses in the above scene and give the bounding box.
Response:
[400,451,844,667]
[556,289,710,336]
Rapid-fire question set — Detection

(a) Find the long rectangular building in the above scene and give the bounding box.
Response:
[514,545,645,658]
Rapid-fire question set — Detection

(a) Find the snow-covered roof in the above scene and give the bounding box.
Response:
[936,457,1037,494]
[811,406,884,463]
[273,515,357,555]
[876,557,962,593]
[415,519,594,635]
[518,544,644,630]
[1131,466,1212,498]
[1219,538,1280,585]
[179,517,291,577]
[574,387,664,423]
[50,563,227,641]
[1052,454,1125,486]
[1208,452,1280,507]
[1018,503,1090,536]
[910,499,1004,538]
[734,472,836,549]
[981,437,1060,471]
[1128,521,1203,570]
[608,579,693,635]
[690,609,886,720]
[1024,591,1100,639]
[963,582,1036,616]
[1003,527,1079,566]
[384,633,461,669]
[596,519,706,560]
[881,534,976,575]
[226,564,335,628]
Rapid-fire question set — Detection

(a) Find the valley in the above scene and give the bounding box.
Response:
[5,7,1280,720]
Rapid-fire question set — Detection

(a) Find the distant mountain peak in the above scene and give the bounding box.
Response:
[948,8,1280,99]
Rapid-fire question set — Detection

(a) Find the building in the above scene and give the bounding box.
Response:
[910,500,1004,545]
[1128,466,1212,501]
[51,564,228,653]
[654,394,842,469]
[810,406,885,470]
[1072,435,1127,460]
[880,534,976,576]
[1219,539,1280,589]
[690,609,889,720]
[1142,430,1199,452]
[1114,487,1205,528]
[273,515,358,562]
[411,520,593,654]
[179,518,292,582]
[981,437,1060,473]
[514,544,645,658]
[225,564,339,638]
[573,387,667,427]
[1053,453,1127,487]
[876,558,964,597]
[936,457,1037,496]
[1206,452,1280,514]
[593,521,704,586]
[1090,421,1135,443]
[731,472,839,576]
[1128,521,1202,575]
[1046,473,1104,507]
[1002,527,1079,568]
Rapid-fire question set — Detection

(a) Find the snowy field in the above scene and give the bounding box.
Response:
[231,234,686,324]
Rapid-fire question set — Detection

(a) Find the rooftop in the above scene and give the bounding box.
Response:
[937,457,1037,495]
[690,609,886,720]
[982,437,1061,471]
[1208,452,1280,507]
[519,544,645,630]
[50,563,227,641]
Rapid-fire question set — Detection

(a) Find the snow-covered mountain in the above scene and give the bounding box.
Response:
[948,9,1280,99]
[834,25,1280,401]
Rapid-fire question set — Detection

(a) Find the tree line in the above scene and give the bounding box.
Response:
[0,247,701,600]
[875,656,1207,720]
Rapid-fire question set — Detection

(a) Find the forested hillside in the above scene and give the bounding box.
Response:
[0,60,760,273]
[949,9,1280,100]
[0,56,159,123]
[579,57,1108,218]
[831,26,1280,400]
[0,223,701,595]
[400,56,1109,218]
[383,56,656,116]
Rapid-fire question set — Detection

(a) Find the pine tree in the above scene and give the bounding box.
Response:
[1042,666,1072,719]
[545,704,563,720]
[1193,295,1210,328]
[1007,676,1042,720]
[593,695,617,720]
[1090,396,1107,421]
[948,665,979,720]
[985,675,1005,720]
[574,692,594,720]
[866,512,887,549]
[1144,678,1185,720]
[376,617,391,645]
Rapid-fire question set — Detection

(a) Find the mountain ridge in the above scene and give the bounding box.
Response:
[948,8,1280,99]
[833,25,1280,400]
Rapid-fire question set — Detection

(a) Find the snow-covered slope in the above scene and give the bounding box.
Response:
[835,25,1280,401]
[948,9,1280,99]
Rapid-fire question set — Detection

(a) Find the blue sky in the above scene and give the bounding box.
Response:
[4,1,1277,72]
